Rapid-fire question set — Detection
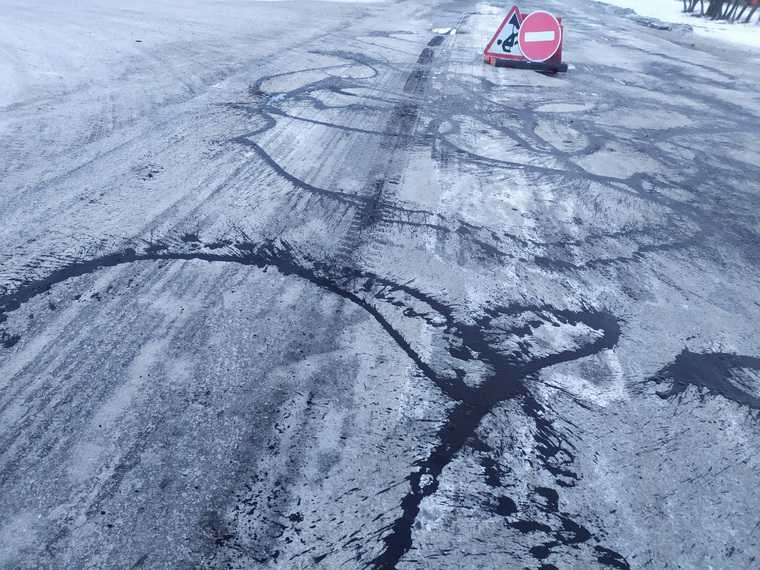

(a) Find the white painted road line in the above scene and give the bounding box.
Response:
[524,31,555,42]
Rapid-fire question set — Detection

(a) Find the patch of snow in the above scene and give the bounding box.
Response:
[598,0,760,50]
[480,4,504,15]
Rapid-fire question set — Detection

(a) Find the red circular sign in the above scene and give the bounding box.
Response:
[518,11,562,63]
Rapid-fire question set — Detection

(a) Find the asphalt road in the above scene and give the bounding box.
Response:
[2,0,760,568]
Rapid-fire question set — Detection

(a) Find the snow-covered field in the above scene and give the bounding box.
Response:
[597,0,760,49]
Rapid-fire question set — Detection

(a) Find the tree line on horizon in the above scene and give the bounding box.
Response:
[683,0,760,23]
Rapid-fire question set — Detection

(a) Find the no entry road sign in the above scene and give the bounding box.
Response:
[518,10,562,63]
[483,6,567,72]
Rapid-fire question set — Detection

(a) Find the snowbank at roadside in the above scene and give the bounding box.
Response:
[599,0,760,50]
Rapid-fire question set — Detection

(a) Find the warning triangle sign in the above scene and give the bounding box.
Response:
[484,6,526,61]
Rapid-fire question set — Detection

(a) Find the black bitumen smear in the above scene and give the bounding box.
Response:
[416,48,434,65]
[229,44,636,276]
[331,43,427,266]
[482,477,621,567]
[0,330,21,348]
[180,232,200,243]
[370,305,624,568]
[494,495,517,515]
[649,349,760,409]
[230,107,367,208]
[0,239,630,569]
[0,41,653,569]
[595,545,632,569]
[3,1,759,564]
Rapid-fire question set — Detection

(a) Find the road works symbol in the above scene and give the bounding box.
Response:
[483,7,567,72]
[518,10,562,63]
[483,6,526,61]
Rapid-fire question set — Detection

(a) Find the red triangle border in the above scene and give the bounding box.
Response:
[483,5,527,61]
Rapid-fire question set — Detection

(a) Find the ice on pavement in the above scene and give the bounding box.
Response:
[2,0,760,568]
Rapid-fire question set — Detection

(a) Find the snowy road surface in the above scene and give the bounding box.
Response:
[2,0,760,568]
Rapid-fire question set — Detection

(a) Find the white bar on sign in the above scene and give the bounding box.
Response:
[524,31,555,42]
